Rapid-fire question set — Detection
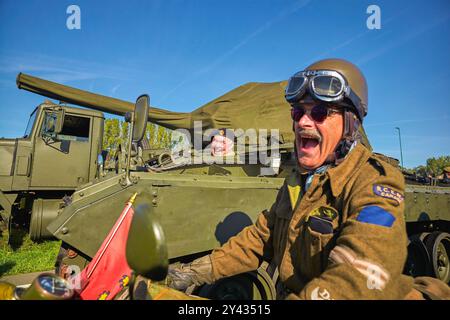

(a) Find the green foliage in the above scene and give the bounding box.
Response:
[426,156,450,177]
[121,121,129,151]
[414,165,428,176]
[102,118,130,154]
[144,123,174,149]
[103,119,176,153]
[409,156,450,176]
[0,228,61,276]
[102,118,121,152]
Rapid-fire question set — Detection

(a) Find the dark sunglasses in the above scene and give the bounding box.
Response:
[291,104,343,123]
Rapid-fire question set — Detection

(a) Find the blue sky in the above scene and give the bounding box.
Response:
[0,0,449,168]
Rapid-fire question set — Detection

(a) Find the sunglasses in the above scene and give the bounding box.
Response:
[290,103,343,123]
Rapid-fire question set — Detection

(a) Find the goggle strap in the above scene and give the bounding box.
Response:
[343,111,352,138]
[346,89,365,120]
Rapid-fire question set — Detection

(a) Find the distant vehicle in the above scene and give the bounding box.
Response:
[417,176,430,184]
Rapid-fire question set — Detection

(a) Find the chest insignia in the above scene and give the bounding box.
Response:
[309,206,338,220]
[306,206,338,234]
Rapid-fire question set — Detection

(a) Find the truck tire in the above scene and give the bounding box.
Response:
[424,232,450,284]
[404,233,433,278]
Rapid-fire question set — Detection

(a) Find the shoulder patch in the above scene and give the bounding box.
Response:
[373,184,404,205]
[356,205,395,227]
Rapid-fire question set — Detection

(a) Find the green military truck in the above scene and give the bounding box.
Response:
[0,99,105,240]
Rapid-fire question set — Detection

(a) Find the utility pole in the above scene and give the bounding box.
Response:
[395,127,404,169]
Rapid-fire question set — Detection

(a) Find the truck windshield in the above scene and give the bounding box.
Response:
[24,108,38,138]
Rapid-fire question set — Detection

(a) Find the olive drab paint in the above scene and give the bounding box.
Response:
[0,101,104,240]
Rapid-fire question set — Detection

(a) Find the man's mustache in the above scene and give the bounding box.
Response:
[296,129,322,143]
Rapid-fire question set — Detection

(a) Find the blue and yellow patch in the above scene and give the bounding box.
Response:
[306,206,338,234]
[356,206,395,227]
[309,206,338,220]
[373,184,404,205]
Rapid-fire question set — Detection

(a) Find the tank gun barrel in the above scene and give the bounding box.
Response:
[17,72,135,117]
[16,73,190,130]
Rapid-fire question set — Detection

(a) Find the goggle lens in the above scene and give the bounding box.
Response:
[286,76,306,96]
[312,75,343,96]
[290,104,333,123]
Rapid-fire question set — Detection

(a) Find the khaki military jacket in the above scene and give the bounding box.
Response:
[209,143,414,299]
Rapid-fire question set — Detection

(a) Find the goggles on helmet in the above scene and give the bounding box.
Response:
[285,70,363,117]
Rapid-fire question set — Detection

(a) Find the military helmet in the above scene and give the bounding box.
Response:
[286,58,368,122]
[305,58,368,121]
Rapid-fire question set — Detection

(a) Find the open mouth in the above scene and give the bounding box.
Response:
[299,131,321,150]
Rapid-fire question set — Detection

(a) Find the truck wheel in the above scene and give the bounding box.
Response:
[55,242,90,279]
[424,232,450,284]
[404,233,432,278]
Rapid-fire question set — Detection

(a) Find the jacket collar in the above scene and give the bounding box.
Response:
[326,143,372,197]
[287,143,371,207]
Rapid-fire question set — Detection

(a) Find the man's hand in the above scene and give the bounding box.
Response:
[166,255,215,291]
[166,264,198,291]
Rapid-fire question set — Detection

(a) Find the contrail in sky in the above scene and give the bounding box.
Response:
[356,13,450,65]
[161,0,312,102]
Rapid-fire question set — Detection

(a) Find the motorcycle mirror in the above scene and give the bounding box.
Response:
[126,204,168,281]
[132,94,149,143]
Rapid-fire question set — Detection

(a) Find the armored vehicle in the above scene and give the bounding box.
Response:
[8,73,450,299]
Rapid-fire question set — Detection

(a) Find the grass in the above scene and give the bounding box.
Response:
[0,226,61,277]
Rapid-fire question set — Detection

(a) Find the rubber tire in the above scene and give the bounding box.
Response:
[424,231,450,284]
[404,234,433,277]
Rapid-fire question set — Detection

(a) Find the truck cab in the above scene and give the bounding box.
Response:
[0,101,104,240]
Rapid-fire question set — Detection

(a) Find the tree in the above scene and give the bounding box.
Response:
[120,121,129,151]
[102,118,121,152]
[414,165,428,177]
[103,119,178,153]
[144,123,174,149]
[426,156,450,177]
[145,123,156,147]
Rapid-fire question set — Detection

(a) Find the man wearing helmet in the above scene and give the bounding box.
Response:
[167,59,415,299]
